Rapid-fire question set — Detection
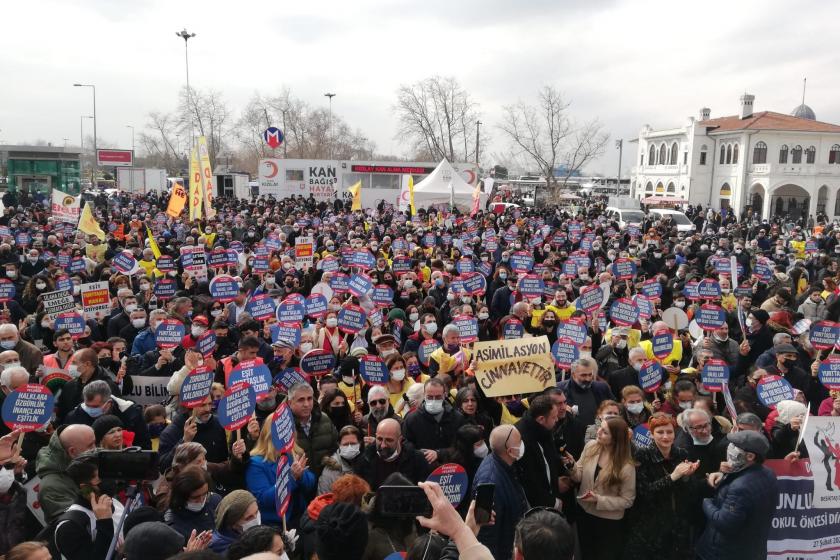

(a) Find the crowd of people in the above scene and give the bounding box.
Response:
[0,186,833,560]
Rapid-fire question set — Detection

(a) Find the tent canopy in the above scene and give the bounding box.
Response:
[411,159,486,211]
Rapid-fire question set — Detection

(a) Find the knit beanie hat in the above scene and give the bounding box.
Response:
[92,414,123,444]
[122,522,184,560]
[215,489,258,531]
[316,502,369,560]
[123,506,163,538]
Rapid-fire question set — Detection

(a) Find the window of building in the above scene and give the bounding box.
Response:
[286,169,304,181]
[779,145,788,164]
[726,145,732,164]
[683,151,688,165]
[753,141,767,164]
[699,145,707,165]
[667,182,676,193]
[792,145,803,164]
[645,182,654,193]
[806,146,816,164]
[733,144,739,164]
[669,142,678,165]
[720,145,726,164]
[648,145,655,165]
[640,154,644,166]
[830,145,840,164]
[658,143,667,165]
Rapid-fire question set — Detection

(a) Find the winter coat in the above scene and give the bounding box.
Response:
[514,414,561,507]
[164,492,222,542]
[35,428,79,523]
[245,453,316,528]
[696,463,778,560]
[797,297,827,321]
[294,407,338,477]
[473,453,529,560]
[64,396,151,450]
[356,442,431,490]
[158,412,229,472]
[570,440,636,520]
[55,366,121,423]
[403,402,465,457]
[318,450,360,495]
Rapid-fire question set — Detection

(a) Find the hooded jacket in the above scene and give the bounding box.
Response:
[35,428,78,523]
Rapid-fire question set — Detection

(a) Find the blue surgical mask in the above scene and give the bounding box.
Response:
[81,403,104,418]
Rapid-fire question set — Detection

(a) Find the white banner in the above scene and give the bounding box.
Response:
[50,189,81,224]
[804,416,840,509]
[126,375,170,406]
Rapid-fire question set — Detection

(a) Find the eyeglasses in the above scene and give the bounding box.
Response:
[688,423,711,431]
[369,399,387,406]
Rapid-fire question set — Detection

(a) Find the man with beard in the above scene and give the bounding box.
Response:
[362,385,400,443]
[356,418,430,489]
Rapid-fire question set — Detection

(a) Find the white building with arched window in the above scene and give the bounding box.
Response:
[631,93,840,221]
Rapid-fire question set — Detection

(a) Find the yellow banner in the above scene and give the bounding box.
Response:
[166,183,187,218]
[189,147,202,221]
[197,136,216,219]
[146,226,161,259]
[473,336,554,397]
[77,202,105,241]
[408,175,415,216]
[347,180,362,212]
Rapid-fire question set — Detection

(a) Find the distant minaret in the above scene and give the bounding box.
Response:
[802,77,807,106]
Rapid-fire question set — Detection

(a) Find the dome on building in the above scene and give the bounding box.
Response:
[791,103,816,120]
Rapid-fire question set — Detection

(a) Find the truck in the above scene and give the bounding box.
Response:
[117,168,167,194]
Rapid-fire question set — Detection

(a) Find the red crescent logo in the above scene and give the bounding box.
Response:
[464,170,476,185]
[265,161,278,179]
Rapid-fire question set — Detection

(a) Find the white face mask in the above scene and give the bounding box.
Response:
[124,304,138,313]
[326,317,338,328]
[239,512,261,532]
[425,322,438,335]
[185,496,207,512]
[211,309,222,317]
[626,402,644,415]
[5,271,15,279]
[339,444,361,460]
[425,399,443,414]
[474,442,489,459]
[131,318,146,328]
[615,339,627,349]
[300,342,313,354]
[511,441,525,461]
[139,283,150,291]
[0,466,13,493]
[726,443,748,472]
[191,326,206,338]
[73,284,81,295]
[409,312,419,322]
[391,369,406,381]
[35,282,46,290]
[674,300,686,308]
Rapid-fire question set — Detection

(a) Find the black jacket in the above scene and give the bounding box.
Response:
[403,402,465,456]
[158,412,229,472]
[53,500,115,560]
[55,368,122,423]
[356,442,431,490]
[514,414,561,507]
[606,365,639,399]
[64,397,152,450]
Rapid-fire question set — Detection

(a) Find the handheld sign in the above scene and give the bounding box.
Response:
[502,319,524,340]
[683,281,700,301]
[2,384,54,432]
[348,273,374,298]
[273,367,309,393]
[632,424,652,448]
[551,338,579,369]
[156,255,175,272]
[809,321,840,351]
[54,312,86,339]
[694,304,726,331]
[697,279,721,299]
[360,355,390,384]
[371,285,395,307]
[275,454,292,518]
[638,360,662,393]
[577,284,604,313]
[701,359,730,392]
[329,273,350,294]
[299,350,337,377]
[609,298,640,327]
[517,275,545,298]
[112,251,137,274]
[217,382,256,431]
[305,294,329,318]
[462,271,488,295]
[651,330,673,359]
[451,315,479,343]
[426,463,469,507]
[0,279,15,303]
[756,375,795,409]
[634,295,653,320]
[556,320,587,346]
[612,258,637,281]
[154,278,177,300]
[270,323,301,347]
[640,279,662,299]
[276,299,305,323]
[195,330,217,358]
[246,294,277,321]
[818,355,840,390]
[155,319,185,348]
[229,359,273,398]
[179,366,215,408]
[270,402,296,454]
[418,339,441,367]
[337,305,367,334]
[509,252,534,273]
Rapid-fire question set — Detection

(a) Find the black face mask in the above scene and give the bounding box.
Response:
[781,358,797,369]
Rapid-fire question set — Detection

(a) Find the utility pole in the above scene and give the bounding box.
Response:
[176,28,197,154]
[615,138,623,193]
[73,84,96,169]
[475,120,482,168]
[324,93,336,159]
[126,125,135,155]
[282,109,288,159]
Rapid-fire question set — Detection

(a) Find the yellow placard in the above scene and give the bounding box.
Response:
[473,336,554,397]
[166,184,187,218]
[189,147,203,221]
[197,136,216,219]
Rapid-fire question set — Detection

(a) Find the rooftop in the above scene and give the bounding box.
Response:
[699,111,840,134]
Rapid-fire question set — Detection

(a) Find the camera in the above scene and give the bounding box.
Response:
[96,448,159,481]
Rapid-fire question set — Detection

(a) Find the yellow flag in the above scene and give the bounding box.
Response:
[77,202,105,241]
[347,180,362,212]
[166,182,187,218]
[189,147,203,221]
[408,175,416,216]
[197,136,216,220]
[146,226,161,259]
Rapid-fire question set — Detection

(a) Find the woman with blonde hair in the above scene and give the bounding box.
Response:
[569,416,636,560]
[246,415,316,528]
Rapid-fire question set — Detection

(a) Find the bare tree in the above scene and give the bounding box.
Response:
[394,76,483,162]
[176,87,231,168]
[498,86,609,192]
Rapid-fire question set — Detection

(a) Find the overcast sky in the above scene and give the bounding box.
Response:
[2,0,838,176]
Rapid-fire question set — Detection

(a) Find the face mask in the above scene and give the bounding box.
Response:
[191,326,206,338]
[781,358,797,369]
[257,396,277,411]
[726,443,748,472]
[211,309,222,318]
[185,496,207,512]
[148,423,166,438]
[5,271,15,279]
[745,318,754,331]
[81,403,104,418]
[474,442,489,459]
[424,322,438,335]
[446,343,460,352]
[511,441,525,461]
[35,282,46,290]
[615,339,627,350]
[240,512,262,532]
[631,361,643,372]
[0,464,14,494]
[499,272,508,280]
[627,402,644,415]
[339,444,361,460]
[407,363,421,377]
[713,334,728,343]
[391,369,406,381]
[678,401,693,410]
[409,312,419,322]
[446,293,455,302]
[299,342,313,354]
[435,278,444,287]
[674,300,686,308]
[0,340,15,351]
[425,399,443,414]
[139,283,150,291]
[326,317,338,328]
[478,312,489,321]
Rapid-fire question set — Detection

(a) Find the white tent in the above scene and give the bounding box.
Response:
[411,159,486,211]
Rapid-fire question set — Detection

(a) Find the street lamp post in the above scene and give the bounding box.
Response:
[476,120,482,167]
[615,138,623,193]
[80,115,93,186]
[324,93,336,159]
[126,125,135,155]
[282,109,288,159]
[176,28,197,153]
[73,84,96,162]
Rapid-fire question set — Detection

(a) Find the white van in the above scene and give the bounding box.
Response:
[648,208,696,232]
[605,207,646,228]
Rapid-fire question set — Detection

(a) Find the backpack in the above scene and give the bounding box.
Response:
[35,508,92,560]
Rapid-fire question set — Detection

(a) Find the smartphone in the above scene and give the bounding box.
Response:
[473,483,495,524]
[376,486,432,518]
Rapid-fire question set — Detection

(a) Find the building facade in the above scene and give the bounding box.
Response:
[631,94,840,221]
[0,145,81,195]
